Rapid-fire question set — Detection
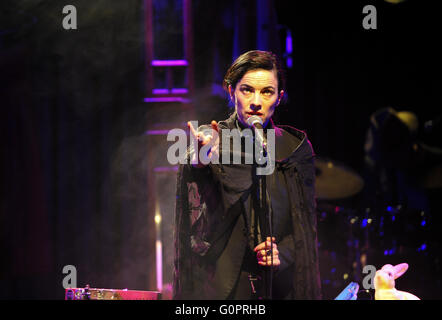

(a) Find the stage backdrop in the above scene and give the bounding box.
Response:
[1,0,441,299]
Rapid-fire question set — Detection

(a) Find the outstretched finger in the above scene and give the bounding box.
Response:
[187,121,199,140]
[211,120,219,133]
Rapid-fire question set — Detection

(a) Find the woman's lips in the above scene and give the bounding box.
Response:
[246,111,263,116]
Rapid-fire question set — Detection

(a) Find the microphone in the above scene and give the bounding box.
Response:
[247,115,267,151]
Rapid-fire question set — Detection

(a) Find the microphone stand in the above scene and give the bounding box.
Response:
[255,136,273,300]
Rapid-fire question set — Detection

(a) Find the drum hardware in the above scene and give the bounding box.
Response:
[317,199,431,299]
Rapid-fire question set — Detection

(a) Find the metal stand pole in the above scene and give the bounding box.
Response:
[255,144,273,300]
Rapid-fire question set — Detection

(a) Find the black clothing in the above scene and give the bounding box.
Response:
[173,112,322,299]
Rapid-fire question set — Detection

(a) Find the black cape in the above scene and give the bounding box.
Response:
[173,113,322,299]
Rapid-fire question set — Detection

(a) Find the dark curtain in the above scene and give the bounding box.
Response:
[1,0,151,299]
[275,0,441,171]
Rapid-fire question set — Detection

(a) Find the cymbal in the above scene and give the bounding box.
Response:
[315,158,364,200]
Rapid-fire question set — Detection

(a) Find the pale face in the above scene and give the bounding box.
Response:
[229,69,284,128]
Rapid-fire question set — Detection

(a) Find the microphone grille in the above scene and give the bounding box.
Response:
[246,115,263,127]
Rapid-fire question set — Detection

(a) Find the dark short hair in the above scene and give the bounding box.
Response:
[223,50,286,93]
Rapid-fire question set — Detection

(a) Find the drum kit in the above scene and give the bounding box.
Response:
[315,158,365,201]
[314,155,441,299]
